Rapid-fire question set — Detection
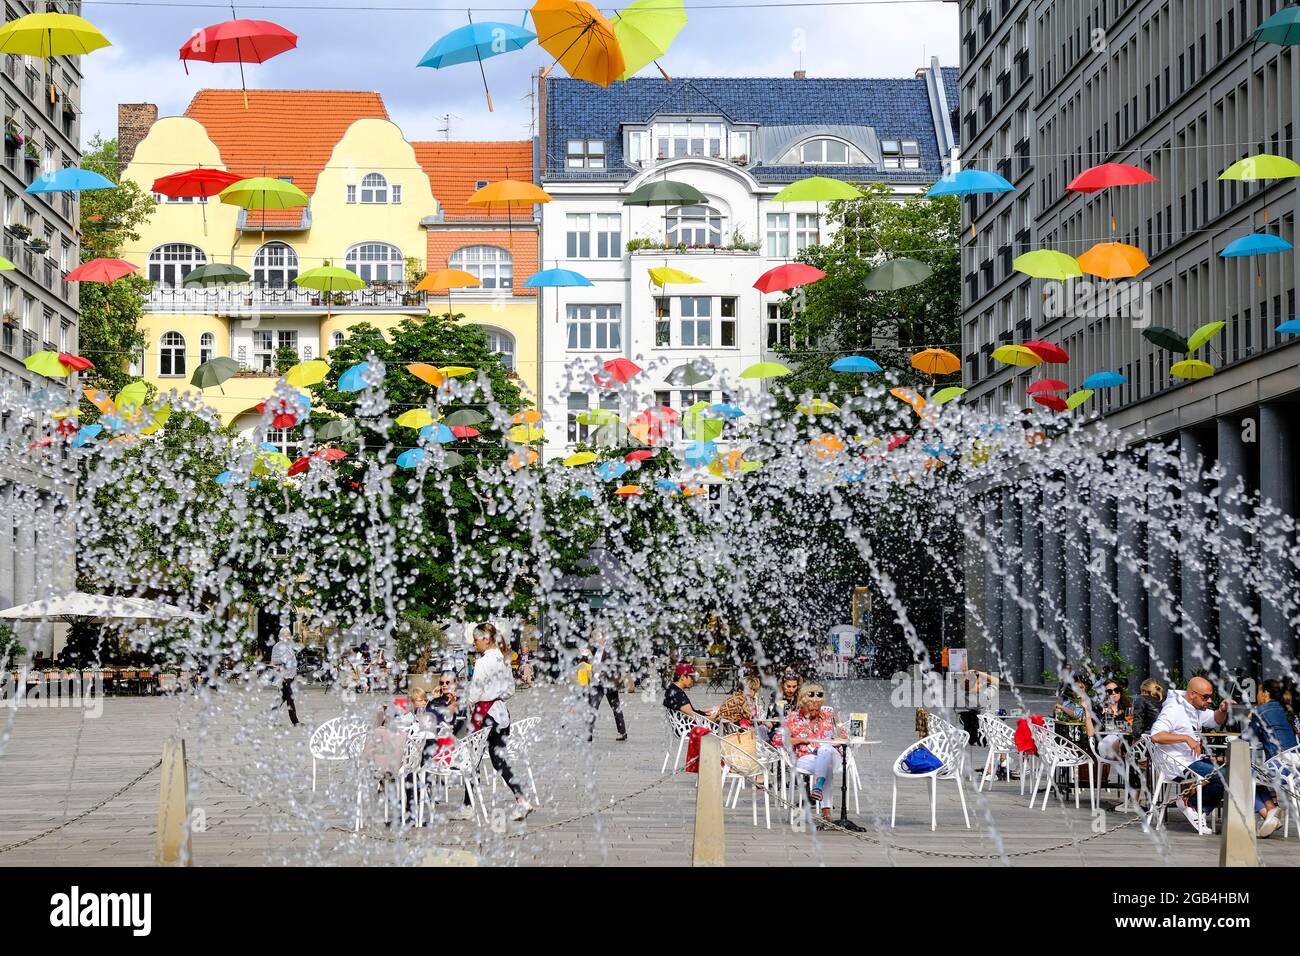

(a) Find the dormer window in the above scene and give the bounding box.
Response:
[778,137,868,165]
[360,173,389,203]
[625,121,754,167]
[567,139,605,169]
[882,139,921,169]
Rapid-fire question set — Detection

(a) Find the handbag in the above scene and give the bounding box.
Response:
[1014,715,1044,754]
[722,729,760,775]
[903,746,943,774]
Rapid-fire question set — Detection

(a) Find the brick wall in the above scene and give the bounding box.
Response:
[425,229,538,297]
[117,103,158,174]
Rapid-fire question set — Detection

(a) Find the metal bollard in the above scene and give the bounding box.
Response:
[156,737,192,866]
[1218,738,1259,867]
[692,733,725,866]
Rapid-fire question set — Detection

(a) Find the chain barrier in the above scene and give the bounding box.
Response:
[0,759,162,855]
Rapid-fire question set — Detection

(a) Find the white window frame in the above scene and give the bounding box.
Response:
[779,137,867,165]
[666,205,723,247]
[566,212,621,259]
[566,139,606,169]
[253,241,299,288]
[199,331,214,364]
[565,303,622,351]
[360,173,389,204]
[147,243,208,290]
[477,327,516,370]
[159,330,187,377]
[331,330,345,350]
[449,245,512,290]
[766,212,790,258]
[344,241,403,283]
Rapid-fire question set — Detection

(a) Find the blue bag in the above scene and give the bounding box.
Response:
[903,745,943,774]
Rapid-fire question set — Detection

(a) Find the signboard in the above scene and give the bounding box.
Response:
[948,647,968,672]
[848,713,868,743]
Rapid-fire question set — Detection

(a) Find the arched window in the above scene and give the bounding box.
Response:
[449,245,512,290]
[330,331,345,350]
[666,205,723,247]
[360,173,388,204]
[159,330,187,376]
[147,243,208,289]
[253,241,299,288]
[777,137,867,165]
[199,331,214,364]
[344,242,403,282]
[477,327,515,370]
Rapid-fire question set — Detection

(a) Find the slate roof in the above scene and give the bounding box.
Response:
[544,74,956,184]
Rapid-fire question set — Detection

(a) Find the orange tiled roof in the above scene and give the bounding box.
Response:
[412,141,534,221]
[184,89,389,227]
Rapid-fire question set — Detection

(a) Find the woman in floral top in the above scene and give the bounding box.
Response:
[782,683,847,824]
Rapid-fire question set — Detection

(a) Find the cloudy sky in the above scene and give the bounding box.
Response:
[79,0,958,148]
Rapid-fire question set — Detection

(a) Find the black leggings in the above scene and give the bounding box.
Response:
[482,716,523,799]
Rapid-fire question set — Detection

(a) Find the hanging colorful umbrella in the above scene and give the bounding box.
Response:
[910,348,960,377]
[648,266,701,286]
[295,265,365,318]
[523,267,592,287]
[0,257,13,271]
[773,176,860,203]
[597,459,629,481]
[1077,241,1149,279]
[531,0,625,87]
[754,263,825,293]
[889,387,925,414]
[603,357,641,383]
[1022,340,1070,364]
[623,179,707,207]
[1275,318,1300,335]
[705,402,744,419]
[23,351,67,378]
[931,386,967,404]
[338,361,375,393]
[421,423,457,444]
[831,355,882,374]
[626,448,658,463]
[1066,162,1157,193]
[991,344,1043,367]
[0,13,110,58]
[415,268,480,314]
[1013,250,1083,280]
[1141,327,1190,353]
[863,257,932,291]
[406,363,444,388]
[1219,153,1300,180]
[1255,6,1300,45]
[667,362,710,386]
[396,448,426,469]
[467,179,552,212]
[65,258,137,283]
[220,176,308,242]
[25,167,114,194]
[797,398,840,416]
[680,440,718,468]
[1170,359,1215,380]
[563,451,597,467]
[1025,379,1068,394]
[739,361,791,379]
[926,169,1013,197]
[190,356,240,391]
[1186,321,1226,353]
[58,353,93,373]
[184,263,250,286]
[152,167,243,235]
[418,18,536,111]
[179,19,298,109]
[396,409,435,429]
[1032,394,1069,412]
[287,448,347,477]
[1220,233,1293,256]
[1082,370,1126,389]
[1065,389,1094,410]
[280,360,327,388]
[615,484,642,497]
[612,0,686,81]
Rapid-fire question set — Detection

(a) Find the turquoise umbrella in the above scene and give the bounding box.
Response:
[25,166,115,194]
[417,18,535,111]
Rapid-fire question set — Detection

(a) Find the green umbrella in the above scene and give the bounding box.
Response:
[613,0,687,80]
[625,179,708,245]
[183,263,251,286]
[740,361,791,379]
[1065,389,1094,409]
[445,409,486,427]
[773,176,861,203]
[190,356,240,392]
[931,386,968,405]
[1141,326,1190,354]
[1186,321,1226,353]
[219,176,309,242]
[1013,249,1084,280]
[682,401,722,442]
[1219,154,1300,180]
[1254,6,1300,46]
[863,257,933,291]
[316,419,356,442]
[667,362,711,386]
[575,408,621,427]
[0,256,14,271]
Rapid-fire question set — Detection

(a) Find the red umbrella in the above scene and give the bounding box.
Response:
[58,353,94,372]
[753,263,826,293]
[450,425,480,439]
[886,433,909,451]
[1066,163,1158,193]
[152,168,242,235]
[256,399,302,429]
[625,448,657,462]
[287,447,347,476]
[65,258,138,284]
[1023,340,1070,363]
[603,357,642,383]
[179,19,298,109]
[1033,394,1069,412]
[1025,378,1068,394]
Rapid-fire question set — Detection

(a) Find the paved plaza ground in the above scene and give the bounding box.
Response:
[1,679,1294,866]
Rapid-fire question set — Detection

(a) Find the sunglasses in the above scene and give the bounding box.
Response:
[806,691,825,698]
[1106,688,1121,695]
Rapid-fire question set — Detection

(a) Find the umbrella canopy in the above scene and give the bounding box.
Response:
[1077,241,1149,278]
[830,355,882,374]
[563,451,598,467]
[220,176,308,210]
[467,179,552,209]
[1186,321,1226,353]
[1275,318,1300,335]
[1023,340,1070,363]
[65,258,137,283]
[58,353,93,372]
[1033,394,1069,412]
[25,167,115,194]
[991,344,1043,367]
[0,257,13,270]
[1254,6,1300,45]
[910,348,960,376]
[1082,371,1127,389]
[0,591,193,623]
[316,419,356,442]
[152,167,242,199]
[1025,379,1068,394]
[183,263,250,286]
[190,357,240,390]
[531,0,625,87]
[931,386,967,404]
[753,263,825,293]
[739,361,791,379]
[287,448,347,477]
[0,13,110,57]
[1013,249,1083,280]
[613,0,686,80]
[338,361,376,393]
[863,257,932,291]
[180,19,297,108]
[603,357,642,383]
[396,409,435,428]
[648,266,701,286]
[1065,389,1094,409]
[797,398,840,416]
[523,267,592,287]
[416,268,481,292]
[773,176,861,203]
[1141,326,1190,353]
[889,387,926,413]
[667,362,710,386]
[925,169,1014,197]
[419,20,535,69]
[681,439,718,467]
[1219,153,1300,180]
[1170,359,1215,380]
[295,266,366,292]
[1065,162,1158,192]
[1220,232,1293,257]
[623,179,708,206]
[23,351,69,378]
[285,360,329,388]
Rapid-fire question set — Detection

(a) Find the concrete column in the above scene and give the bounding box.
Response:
[1116,498,1148,691]
[1146,449,1179,683]
[1179,429,1212,679]
[0,483,13,609]
[1063,476,1090,665]
[1216,416,1253,678]
[1020,488,1043,684]
[980,494,1003,672]
[1088,494,1118,667]
[1258,405,1297,677]
[1041,480,1066,670]
[1000,488,1022,683]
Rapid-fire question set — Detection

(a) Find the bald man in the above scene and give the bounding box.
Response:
[1150,676,1230,834]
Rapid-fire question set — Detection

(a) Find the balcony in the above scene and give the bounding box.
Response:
[146,281,431,315]
[628,244,760,257]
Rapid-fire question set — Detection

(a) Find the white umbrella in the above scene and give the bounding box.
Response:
[0,591,197,624]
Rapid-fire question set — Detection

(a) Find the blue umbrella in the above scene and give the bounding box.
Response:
[655,478,680,494]
[1219,232,1294,256]
[71,423,102,448]
[25,167,116,194]
[596,459,628,481]
[419,423,456,444]
[417,20,536,111]
[574,488,595,500]
[396,448,426,469]
[830,355,883,374]
[926,169,1014,197]
[1276,318,1300,334]
[1082,371,1127,389]
[704,402,744,419]
[681,440,717,467]
[523,268,593,287]
[215,470,233,484]
[338,361,374,393]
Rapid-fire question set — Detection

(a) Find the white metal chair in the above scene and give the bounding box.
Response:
[395,724,427,827]
[976,712,1022,792]
[1146,742,1216,835]
[309,715,369,791]
[925,712,971,776]
[891,732,970,831]
[1027,720,1098,812]
[423,727,491,824]
[491,715,542,804]
[719,733,781,829]
[661,708,695,774]
[1263,745,1300,839]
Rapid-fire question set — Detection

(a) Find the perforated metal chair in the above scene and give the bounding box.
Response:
[890,732,970,831]
[1027,720,1098,812]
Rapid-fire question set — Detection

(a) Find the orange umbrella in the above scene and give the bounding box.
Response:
[910,348,960,377]
[1077,241,1149,279]
[889,387,926,414]
[531,0,625,88]
[467,179,552,246]
[417,267,481,315]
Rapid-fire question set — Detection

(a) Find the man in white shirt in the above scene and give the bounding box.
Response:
[270,628,299,727]
[1150,676,1230,834]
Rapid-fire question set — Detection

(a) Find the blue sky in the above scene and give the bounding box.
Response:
[79,0,958,148]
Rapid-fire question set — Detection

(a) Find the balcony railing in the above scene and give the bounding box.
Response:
[146,281,431,313]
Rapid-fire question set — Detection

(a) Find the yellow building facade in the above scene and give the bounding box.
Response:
[116,91,540,438]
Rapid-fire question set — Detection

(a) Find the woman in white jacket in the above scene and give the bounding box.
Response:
[465,623,532,821]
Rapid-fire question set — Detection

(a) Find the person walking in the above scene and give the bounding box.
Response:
[585,638,628,742]
[464,622,532,821]
[270,627,299,726]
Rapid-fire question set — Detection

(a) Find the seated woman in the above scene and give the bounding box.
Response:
[1131,679,1164,737]
[782,683,847,827]
[716,674,762,729]
[1246,678,1298,838]
[1096,679,1129,788]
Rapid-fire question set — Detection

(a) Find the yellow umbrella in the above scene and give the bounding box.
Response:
[396,409,435,428]
[219,176,308,242]
[440,366,476,378]
[531,0,626,88]
[0,13,110,57]
[648,266,702,286]
[509,423,545,443]
[284,360,329,388]
[991,345,1044,367]
[1077,241,1149,279]
[797,398,840,416]
[1170,359,1215,380]
[563,451,597,467]
[1064,389,1094,409]
[910,348,960,377]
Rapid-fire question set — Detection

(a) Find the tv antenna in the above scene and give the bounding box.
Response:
[436,113,462,141]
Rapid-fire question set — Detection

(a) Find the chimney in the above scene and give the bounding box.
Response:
[117,103,157,175]
[793,70,807,80]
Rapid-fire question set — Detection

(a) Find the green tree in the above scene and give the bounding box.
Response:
[79,135,155,260]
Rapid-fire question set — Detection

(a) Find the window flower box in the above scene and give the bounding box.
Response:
[28,238,48,254]
[6,223,30,241]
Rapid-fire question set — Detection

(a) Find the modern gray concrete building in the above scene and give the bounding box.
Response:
[0,1,85,658]
[954,0,1300,684]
